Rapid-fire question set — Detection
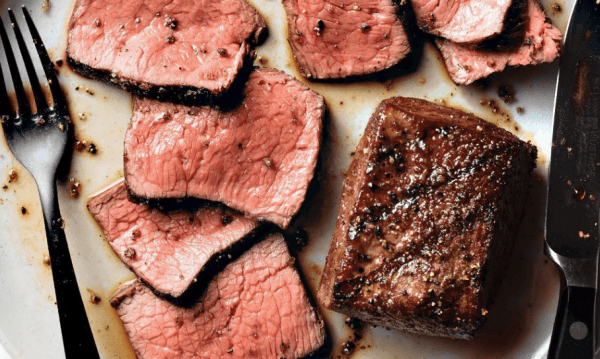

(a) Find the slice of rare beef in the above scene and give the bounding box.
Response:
[87,180,259,299]
[412,0,527,47]
[66,0,267,101]
[436,0,562,85]
[318,97,537,339]
[124,67,324,229]
[283,0,412,80]
[111,233,326,359]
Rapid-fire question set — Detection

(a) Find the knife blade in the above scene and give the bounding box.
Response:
[545,0,600,358]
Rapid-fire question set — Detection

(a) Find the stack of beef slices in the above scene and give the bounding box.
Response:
[282,0,562,84]
[68,0,327,357]
[89,185,326,358]
[413,0,562,85]
[111,234,326,359]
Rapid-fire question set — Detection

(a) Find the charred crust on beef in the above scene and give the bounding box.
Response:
[317,97,537,339]
[65,54,255,107]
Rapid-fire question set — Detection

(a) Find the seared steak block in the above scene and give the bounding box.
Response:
[112,233,326,358]
[66,0,267,102]
[318,97,537,339]
[436,0,562,85]
[124,68,324,229]
[412,0,527,47]
[87,180,260,299]
[283,0,412,80]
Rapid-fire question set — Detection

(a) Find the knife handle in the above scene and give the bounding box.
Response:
[547,286,595,359]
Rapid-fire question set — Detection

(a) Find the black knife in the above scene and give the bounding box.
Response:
[545,0,600,358]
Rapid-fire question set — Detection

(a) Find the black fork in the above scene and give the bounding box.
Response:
[0,7,100,359]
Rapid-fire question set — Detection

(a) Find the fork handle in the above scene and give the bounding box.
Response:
[38,178,101,359]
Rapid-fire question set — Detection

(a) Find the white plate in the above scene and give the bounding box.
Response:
[0,0,577,358]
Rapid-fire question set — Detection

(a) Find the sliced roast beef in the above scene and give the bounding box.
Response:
[66,0,267,102]
[282,0,412,80]
[317,97,537,339]
[87,180,260,299]
[111,233,326,359]
[412,0,527,47]
[124,67,324,229]
[436,0,562,85]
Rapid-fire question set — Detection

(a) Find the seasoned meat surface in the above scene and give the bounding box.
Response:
[412,0,526,46]
[124,68,324,229]
[112,233,326,358]
[66,0,266,100]
[436,0,562,85]
[283,0,412,79]
[87,180,259,299]
[318,97,537,339]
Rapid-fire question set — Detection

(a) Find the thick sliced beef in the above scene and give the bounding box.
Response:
[87,180,259,299]
[111,233,326,358]
[66,0,267,101]
[436,0,562,85]
[283,0,412,80]
[318,97,537,339]
[124,68,324,229]
[412,0,526,47]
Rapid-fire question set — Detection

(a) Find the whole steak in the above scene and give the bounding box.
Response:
[318,97,537,339]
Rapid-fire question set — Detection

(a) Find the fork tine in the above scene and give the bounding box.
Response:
[8,8,47,113]
[0,14,30,117]
[0,55,12,123]
[22,7,67,115]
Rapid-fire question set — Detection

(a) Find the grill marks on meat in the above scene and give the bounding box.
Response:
[66,0,267,100]
[112,233,326,359]
[87,180,259,299]
[283,0,412,79]
[413,0,526,47]
[318,97,537,339]
[436,0,562,85]
[124,68,324,229]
